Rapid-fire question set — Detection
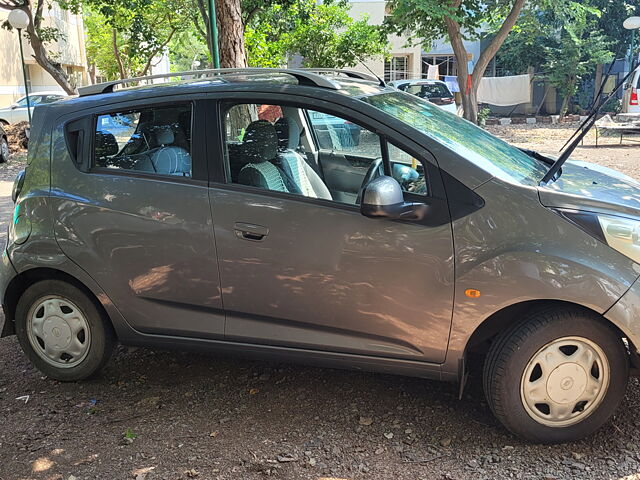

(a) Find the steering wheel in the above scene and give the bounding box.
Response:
[356,157,384,205]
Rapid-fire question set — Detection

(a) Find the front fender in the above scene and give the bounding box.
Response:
[443,178,640,376]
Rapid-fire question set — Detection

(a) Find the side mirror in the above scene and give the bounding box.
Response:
[360,175,429,221]
[10,104,18,110]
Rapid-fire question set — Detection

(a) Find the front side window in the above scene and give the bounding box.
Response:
[221,102,429,205]
[93,104,192,177]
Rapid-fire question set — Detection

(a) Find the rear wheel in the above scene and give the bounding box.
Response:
[483,306,628,443]
[15,280,115,381]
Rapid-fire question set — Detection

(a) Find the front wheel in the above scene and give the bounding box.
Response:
[15,280,115,381]
[483,306,628,443]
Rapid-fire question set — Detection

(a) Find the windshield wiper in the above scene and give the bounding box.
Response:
[519,148,555,165]
[540,58,638,185]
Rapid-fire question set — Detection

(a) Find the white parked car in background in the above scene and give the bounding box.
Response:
[389,79,459,115]
[0,91,69,125]
[622,66,640,114]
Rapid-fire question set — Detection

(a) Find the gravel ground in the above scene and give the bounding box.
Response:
[2,126,640,480]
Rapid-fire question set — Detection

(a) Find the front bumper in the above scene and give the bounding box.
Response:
[605,276,640,352]
[0,248,17,337]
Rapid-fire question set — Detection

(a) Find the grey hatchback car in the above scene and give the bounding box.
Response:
[2,68,640,443]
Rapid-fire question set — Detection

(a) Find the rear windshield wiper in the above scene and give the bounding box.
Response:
[539,58,638,185]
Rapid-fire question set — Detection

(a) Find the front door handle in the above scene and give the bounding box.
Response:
[234,222,269,241]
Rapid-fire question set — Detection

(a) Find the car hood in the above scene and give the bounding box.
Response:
[538,160,640,218]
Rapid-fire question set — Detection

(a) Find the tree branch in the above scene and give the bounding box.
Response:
[140,25,178,76]
[33,0,44,30]
[472,0,527,85]
[243,5,260,28]
[112,28,127,79]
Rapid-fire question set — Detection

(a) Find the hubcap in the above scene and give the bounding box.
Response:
[26,296,91,368]
[520,336,609,427]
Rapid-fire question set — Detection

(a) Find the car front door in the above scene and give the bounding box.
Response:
[208,96,454,363]
[51,97,224,338]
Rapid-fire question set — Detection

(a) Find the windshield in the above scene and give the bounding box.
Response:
[360,91,548,185]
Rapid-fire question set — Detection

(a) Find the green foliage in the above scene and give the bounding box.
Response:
[588,0,639,58]
[477,107,491,126]
[245,0,388,68]
[497,1,613,116]
[288,3,388,68]
[168,29,210,72]
[79,0,192,79]
[384,0,521,48]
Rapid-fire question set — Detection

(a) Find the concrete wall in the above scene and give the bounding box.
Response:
[0,7,87,107]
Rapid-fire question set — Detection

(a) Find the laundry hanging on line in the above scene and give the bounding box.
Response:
[442,74,531,106]
[426,64,439,80]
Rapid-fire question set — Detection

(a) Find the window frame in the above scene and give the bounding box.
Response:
[212,95,444,217]
[85,99,206,183]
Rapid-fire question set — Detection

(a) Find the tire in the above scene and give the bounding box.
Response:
[15,280,115,381]
[0,137,9,163]
[483,305,628,443]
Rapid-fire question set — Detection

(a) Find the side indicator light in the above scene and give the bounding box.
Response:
[465,289,481,298]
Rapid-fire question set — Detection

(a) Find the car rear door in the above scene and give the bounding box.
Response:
[51,96,224,338]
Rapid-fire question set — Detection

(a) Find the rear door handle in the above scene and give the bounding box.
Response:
[234,222,269,241]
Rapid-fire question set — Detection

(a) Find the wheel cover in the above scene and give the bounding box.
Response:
[26,296,91,368]
[520,336,610,427]
[0,139,8,160]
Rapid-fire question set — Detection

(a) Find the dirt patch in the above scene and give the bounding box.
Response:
[3,122,29,154]
[1,125,640,480]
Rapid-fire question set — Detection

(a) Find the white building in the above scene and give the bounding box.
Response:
[0,5,88,107]
[348,0,483,82]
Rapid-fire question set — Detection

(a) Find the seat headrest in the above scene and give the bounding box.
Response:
[274,117,302,151]
[154,127,175,146]
[243,120,278,163]
[95,130,118,157]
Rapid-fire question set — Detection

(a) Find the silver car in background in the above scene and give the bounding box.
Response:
[0,91,68,125]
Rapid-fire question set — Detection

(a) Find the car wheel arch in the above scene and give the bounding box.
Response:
[2,267,117,340]
[464,299,630,357]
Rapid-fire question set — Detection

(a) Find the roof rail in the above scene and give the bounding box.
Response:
[299,68,379,83]
[78,68,341,97]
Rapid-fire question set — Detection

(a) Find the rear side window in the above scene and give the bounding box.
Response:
[93,104,193,177]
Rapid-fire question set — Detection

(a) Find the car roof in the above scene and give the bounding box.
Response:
[390,79,447,86]
[19,91,69,98]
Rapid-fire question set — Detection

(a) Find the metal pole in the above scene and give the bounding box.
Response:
[631,29,636,71]
[17,29,32,124]
[208,0,220,68]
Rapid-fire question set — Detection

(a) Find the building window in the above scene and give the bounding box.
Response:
[422,55,457,78]
[385,55,410,82]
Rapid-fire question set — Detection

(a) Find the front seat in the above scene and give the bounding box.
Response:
[238,120,299,193]
[274,117,332,200]
[148,127,192,176]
